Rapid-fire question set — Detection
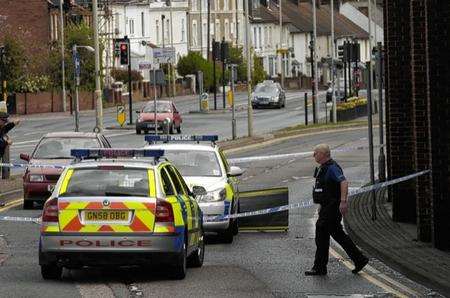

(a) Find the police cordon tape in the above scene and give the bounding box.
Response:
[0,170,430,225]
[203,170,431,222]
[228,145,379,164]
[0,145,378,169]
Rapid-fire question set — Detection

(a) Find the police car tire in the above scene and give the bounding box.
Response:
[171,239,187,279]
[176,125,181,134]
[41,264,62,280]
[220,225,234,244]
[187,231,204,268]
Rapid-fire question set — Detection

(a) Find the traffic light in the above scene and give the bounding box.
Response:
[119,42,129,65]
[338,44,344,60]
[352,42,360,62]
[212,40,221,61]
[220,40,229,62]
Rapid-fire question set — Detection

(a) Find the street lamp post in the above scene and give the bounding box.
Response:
[279,0,284,89]
[92,0,103,132]
[244,0,253,137]
[169,0,176,98]
[331,0,337,123]
[59,0,67,112]
[312,0,319,124]
[72,45,95,132]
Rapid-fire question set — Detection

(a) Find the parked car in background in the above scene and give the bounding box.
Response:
[251,81,286,109]
[19,132,111,209]
[136,100,182,135]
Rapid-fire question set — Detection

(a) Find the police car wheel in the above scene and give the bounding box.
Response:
[187,231,204,268]
[171,240,187,279]
[232,203,240,236]
[40,264,62,280]
[219,224,234,244]
[176,125,181,134]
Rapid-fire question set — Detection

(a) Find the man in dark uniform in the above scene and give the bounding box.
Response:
[305,144,368,276]
[0,112,19,159]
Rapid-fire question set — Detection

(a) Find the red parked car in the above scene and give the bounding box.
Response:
[19,132,111,209]
[136,100,182,134]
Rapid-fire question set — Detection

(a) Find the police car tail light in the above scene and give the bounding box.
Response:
[155,199,174,223]
[42,197,59,223]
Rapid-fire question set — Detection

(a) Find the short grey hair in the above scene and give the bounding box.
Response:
[314,144,331,157]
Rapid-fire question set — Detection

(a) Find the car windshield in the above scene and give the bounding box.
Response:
[254,84,278,95]
[143,102,172,113]
[61,168,151,197]
[33,137,101,159]
[163,150,222,177]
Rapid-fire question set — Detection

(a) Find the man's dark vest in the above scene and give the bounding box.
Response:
[312,159,342,220]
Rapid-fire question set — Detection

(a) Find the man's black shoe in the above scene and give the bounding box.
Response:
[305,269,327,276]
[352,257,369,274]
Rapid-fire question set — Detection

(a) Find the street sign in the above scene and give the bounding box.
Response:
[200,92,209,111]
[139,61,152,70]
[227,90,234,107]
[153,47,175,63]
[116,105,126,127]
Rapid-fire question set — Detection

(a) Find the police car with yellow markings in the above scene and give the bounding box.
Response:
[145,135,244,243]
[39,149,205,280]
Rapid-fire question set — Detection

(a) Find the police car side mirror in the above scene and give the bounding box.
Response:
[192,185,207,197]
[228,166,244,177]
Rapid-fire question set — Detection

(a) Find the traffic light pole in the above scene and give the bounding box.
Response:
[125,36,133,125]
[212,39,217,110]
[310,37,317,124]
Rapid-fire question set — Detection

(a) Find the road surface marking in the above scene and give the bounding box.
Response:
[76,283,115,298]
[330,248,413,297]
[0,199,23,213]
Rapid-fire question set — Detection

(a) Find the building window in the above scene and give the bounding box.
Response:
[253,27,257,47]
[192,20,198,46]
[224,19,229,40]
[224,0,229,10]
[165,19,170,44]
[214,0,219,11]
[156,20,160,44]
[215,19,220,39]
[202,21,207,45]
[258,27,262,49]
[202,0,208,12]
[192,0,197,11]
[264,26,268,48]
[181,18,186,42]
[269,26,272,48]
[231,21,235,40]
[129,19,135,35]
[141,12,145,36]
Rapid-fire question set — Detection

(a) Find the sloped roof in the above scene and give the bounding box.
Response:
[252,1,369,40]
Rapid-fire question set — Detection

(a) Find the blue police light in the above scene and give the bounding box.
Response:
[71,148,164,159]
[145,135,218,143]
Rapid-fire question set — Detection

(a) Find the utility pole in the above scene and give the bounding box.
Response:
[169,0,176,98]
[72,45,80,132]
[207,0,211,59]
[279,0,284,89]
[126,36,133,125]
[376,42,385,181]
[59,0,67,112]
[309,36,316,123]
[244,0,253,137]
[330,0,337,123]
[235,0,239,45]
[312,0,319,124]
[93,0,103,132]
[368,0,373,102]
[230,64,237,139]
[366,61,376,220]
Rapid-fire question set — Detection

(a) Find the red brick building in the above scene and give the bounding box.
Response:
[385,0,450,250]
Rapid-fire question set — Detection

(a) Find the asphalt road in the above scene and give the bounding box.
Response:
[0,125,441,297]
[7,90,328,171]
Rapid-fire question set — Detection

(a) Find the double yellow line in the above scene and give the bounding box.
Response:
[0,198,23,213]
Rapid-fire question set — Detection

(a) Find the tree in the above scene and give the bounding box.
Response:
[177,52,214,91]
[110,68,143,83]
[252,56,267,85]
[49,22,99,91]
[0,35,27,92]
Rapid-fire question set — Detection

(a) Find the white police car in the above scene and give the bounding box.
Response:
[145,135,244,243]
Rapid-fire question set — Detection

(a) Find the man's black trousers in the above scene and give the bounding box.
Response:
[313,217,365,271]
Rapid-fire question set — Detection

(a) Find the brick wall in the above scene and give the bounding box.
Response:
[427,0,450,250]
[0,0,50,66]
[385,1,417,223]
[410,0,432,242]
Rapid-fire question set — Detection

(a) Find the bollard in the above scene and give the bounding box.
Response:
[304,93,308,126]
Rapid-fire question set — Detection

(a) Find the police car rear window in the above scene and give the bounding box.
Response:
[61,168,152,197]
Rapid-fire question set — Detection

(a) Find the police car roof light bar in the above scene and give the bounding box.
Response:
[71,148,165,160]
[145,135,219,144]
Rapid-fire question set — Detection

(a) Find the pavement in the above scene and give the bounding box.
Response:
[345,188,450,296]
